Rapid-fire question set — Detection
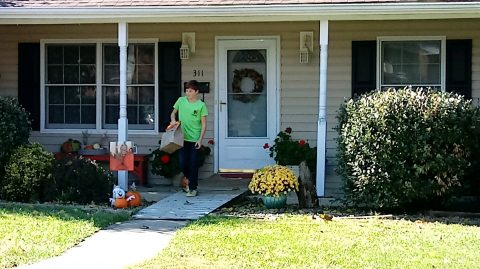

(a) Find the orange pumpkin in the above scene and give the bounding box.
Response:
[126,191,142,207]
[181,177,189,188]
[114,197,128,209]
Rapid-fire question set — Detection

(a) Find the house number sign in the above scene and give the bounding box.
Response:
[193,69,204,77]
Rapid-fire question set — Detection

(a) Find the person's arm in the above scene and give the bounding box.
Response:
[170,108,178,126]
[196,116,207,149]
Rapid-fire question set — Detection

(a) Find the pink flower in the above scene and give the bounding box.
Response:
[263,143,270,149]
[285,127,292,134]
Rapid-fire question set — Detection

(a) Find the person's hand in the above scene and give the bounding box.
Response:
[166,121,177,130]
[195,141,202,149]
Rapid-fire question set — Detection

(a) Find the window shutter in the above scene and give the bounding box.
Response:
[18,43,40,131]
[158,42,182,129]
[351,41,376,97]
[446,39,472,99]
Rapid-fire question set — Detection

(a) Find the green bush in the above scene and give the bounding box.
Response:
[1,143,55,202]
[150,145,211,179]
[336,87,480,210]
[54,156,114,204]
[0,97,31,177]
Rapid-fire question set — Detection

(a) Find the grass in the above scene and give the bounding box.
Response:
[133,214,480,269]
[0,202,131,268]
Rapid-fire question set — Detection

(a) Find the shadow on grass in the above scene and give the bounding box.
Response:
[0,202,131,228]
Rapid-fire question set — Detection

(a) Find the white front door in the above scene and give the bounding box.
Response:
[217,38,278,172]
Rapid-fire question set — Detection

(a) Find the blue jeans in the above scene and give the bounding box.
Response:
[179,141,199,190]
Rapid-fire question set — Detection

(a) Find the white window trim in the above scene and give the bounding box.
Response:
[376,36,446,91]
[40,38,159,135]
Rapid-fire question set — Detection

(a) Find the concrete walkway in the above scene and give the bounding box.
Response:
[17,175,250,269]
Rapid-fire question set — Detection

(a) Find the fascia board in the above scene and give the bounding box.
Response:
[1,3,480,24]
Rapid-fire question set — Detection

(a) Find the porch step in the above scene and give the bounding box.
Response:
[218,172,253,179]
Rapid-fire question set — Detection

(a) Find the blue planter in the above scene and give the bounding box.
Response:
[262,193,287,209]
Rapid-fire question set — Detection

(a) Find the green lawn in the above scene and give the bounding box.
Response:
[0,203,131,268]
[133,214,480,269]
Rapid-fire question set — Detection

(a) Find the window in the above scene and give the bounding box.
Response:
[103,44,155,130]
[45,44,96,129]
[42,40,157,132]
[378,37,445,90]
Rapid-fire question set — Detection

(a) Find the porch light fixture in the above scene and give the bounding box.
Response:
[299,31,313,64]
[180,32,195,60]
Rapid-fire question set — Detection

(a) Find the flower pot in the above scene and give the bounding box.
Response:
[285,165,300,178]
[262,193,287,209]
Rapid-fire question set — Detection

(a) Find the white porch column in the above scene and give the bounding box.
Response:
[316,20,328,197]
[117,22,129,190]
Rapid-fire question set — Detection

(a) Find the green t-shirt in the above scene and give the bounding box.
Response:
[173,96,208,142]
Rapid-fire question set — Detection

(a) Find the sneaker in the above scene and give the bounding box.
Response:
[186,190,198,197]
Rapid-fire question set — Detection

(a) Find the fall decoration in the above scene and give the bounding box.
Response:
[248,165,299,197]
[150,145,211,179]
[126,183,142,207]
[231,68,264,103]
[114,197,128,209]
[180,176,189,189]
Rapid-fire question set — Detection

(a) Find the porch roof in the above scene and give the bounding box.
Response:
[1,0,480,24]
[0,0,477,8]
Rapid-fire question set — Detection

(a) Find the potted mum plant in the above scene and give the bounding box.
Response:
[248,165,299,209]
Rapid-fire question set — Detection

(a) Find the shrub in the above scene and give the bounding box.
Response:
[150,145,211,179]
[336,87,480,210]
[1,143,55,202]
[54,156,114,204]
[0,97,31,177]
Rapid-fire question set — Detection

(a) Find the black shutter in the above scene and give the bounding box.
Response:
[351,41,377,97]
[158,42,182,129]
[446,39,472,99]
[18,43,40,131]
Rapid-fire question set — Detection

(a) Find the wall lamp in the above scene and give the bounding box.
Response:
[299,31,313,64]
[180,32,196,60]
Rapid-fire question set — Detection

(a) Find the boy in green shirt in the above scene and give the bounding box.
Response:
[170,80,208,197]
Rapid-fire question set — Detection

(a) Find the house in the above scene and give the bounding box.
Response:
[0,0,478,197]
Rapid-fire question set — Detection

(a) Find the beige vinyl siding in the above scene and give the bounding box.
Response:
[2,19,479,191]
[326,19,480,196]
[0,22,320,184]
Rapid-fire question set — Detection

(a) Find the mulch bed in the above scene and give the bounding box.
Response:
[211,195,480,225]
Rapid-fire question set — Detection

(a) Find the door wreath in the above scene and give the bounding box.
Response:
[231,68,264,103]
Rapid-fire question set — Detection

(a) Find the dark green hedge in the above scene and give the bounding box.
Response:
[337,87,480,210]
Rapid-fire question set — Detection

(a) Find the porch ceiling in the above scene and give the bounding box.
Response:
[1,1,480,24]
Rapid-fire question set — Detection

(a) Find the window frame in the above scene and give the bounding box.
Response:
[40,39,159,134]
[376,36,446,91]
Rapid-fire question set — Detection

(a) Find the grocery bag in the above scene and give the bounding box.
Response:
[160,123,184,154]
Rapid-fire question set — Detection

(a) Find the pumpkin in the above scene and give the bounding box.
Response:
[114,197,128,209]
[126,191,142,207]
[181,177,189,188]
